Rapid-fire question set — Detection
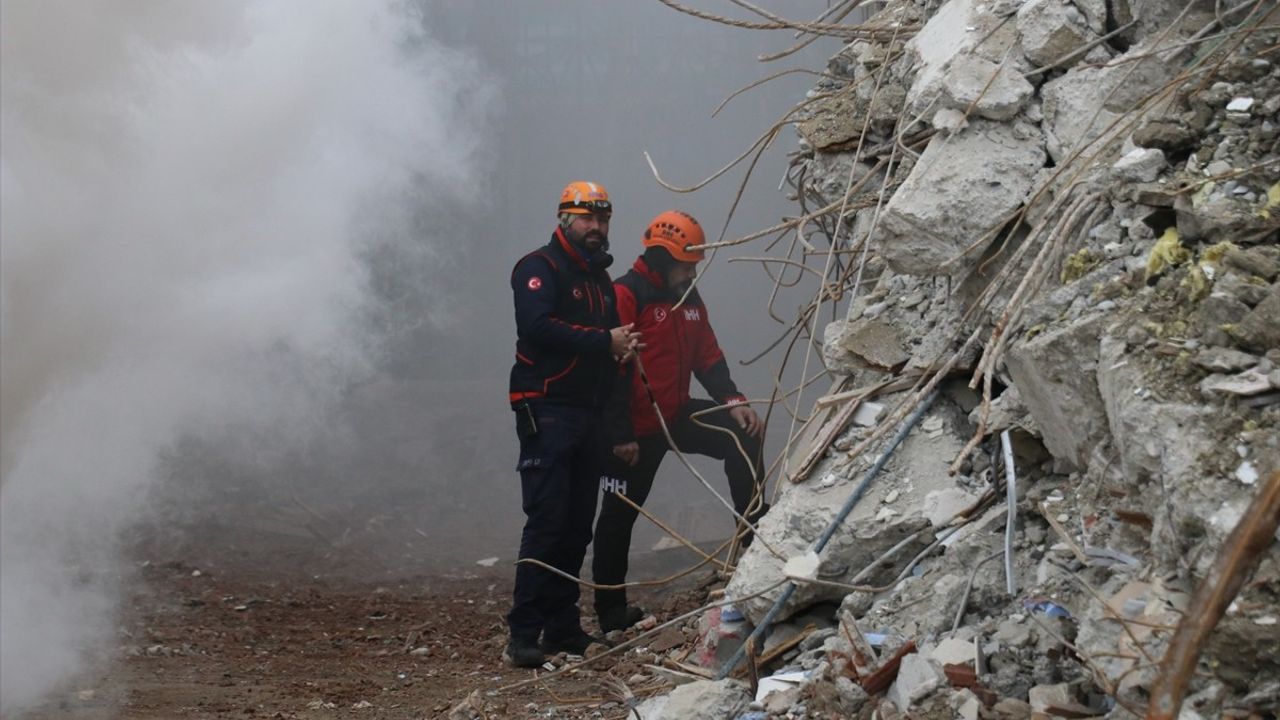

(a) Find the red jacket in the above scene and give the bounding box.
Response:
[613,257,745,439]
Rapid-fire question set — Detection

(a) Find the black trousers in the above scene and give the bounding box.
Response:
[508,402,607,642]
[592,398,765,613]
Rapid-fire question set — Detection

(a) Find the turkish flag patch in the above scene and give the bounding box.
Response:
[527,276,543,291]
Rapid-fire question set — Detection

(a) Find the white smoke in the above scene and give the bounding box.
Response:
[0,0,489,712]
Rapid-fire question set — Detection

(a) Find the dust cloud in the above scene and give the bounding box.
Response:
[0,0,489,711]
[0,0,839,712]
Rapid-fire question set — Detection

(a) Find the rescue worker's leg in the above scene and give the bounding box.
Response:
[508,404,592,660]
[671,399,768,540]
[591,435,666,625]
[539,413,609,646]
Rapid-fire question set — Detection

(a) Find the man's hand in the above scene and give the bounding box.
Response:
[610,323,641,362]
[729,404,764,439]
[612,441,640,467]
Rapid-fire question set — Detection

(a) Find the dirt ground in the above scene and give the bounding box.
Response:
[15,536,717,720]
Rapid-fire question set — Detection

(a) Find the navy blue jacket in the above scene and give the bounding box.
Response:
[509,228,621,409]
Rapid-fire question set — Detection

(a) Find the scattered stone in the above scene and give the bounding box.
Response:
[1113,147,1167,182]
[887,653,945,711]
[921,487,984,526]
[938,54,1034,120]
[638,679,752,720]
[1134,118,1199,152]
[1201,368,1272,396]
[1193,347,1259,373]
[1225,97,1254,112]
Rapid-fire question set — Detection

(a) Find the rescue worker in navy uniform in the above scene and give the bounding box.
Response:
[591,210,767,633]
[506,181,641,668]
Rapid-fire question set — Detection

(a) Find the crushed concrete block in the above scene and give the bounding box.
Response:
[1193,347,1259,373]
[922,487,985,527]
[1005,313,1108,471]
[887,653,945,711]
[878,119,1046,278]
[938,54,1035,120]
[905,0,1021,113]
[930,636,976,666]
[853,401,886,427]
[1233,284,1280,353]
[637,679,751,720]
[728,403,967,623]
[950,688,982,720]
[1016,0,1096,69]
[1200,368,1272,396]
[933,106,970,133]
[1041,38,1176,162]
[827,318,911,369]
[994,616,1033,648]
[1113,147,1167,182]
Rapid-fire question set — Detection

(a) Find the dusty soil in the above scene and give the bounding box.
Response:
[15,541,714,720]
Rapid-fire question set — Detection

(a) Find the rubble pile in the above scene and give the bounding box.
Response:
[634,0,1279,716]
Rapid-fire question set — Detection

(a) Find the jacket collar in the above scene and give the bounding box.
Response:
[553,227,612,273]
[633,256,666,289]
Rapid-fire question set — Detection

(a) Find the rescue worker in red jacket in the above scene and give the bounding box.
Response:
[591,210,767,633]
[506,181,641,667]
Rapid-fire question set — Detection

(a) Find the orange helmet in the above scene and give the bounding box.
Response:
[643,210,705,262]
[558,181,612,216]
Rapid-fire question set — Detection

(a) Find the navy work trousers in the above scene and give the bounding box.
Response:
[592,398,765,613]
[508,402,607,642]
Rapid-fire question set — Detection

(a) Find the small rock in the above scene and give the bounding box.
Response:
[1225,97,1254,112]
[884,489,901,504]
[1113,147,1167,182]
[1193,347,1259,373]
[887,653,944,711]
[1237,461,1258,485]
[1201,368,1272,396]
[1205,159,1233,176]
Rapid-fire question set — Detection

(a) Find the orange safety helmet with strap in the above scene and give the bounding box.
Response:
[559,181,612,216]
[642,210,705,263]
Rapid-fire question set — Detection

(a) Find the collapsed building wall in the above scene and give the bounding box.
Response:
[639,0,1279,716]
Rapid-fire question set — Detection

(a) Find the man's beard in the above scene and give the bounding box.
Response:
[573,229,608,253]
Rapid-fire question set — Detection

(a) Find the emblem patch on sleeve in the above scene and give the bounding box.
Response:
[527,276,543,290]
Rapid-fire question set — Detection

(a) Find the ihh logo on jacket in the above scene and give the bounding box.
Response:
[683,308,701,321]
[600,475,628,495]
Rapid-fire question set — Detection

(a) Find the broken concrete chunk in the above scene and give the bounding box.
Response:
[1016,0,1096,69]
[1193,347,1259,373]
[938,54,1035,121]
[637,679,752,720]
[921,487,984,527]
[1041,38,1176,162]
[853,401,886,427]
[887,653,945,711]
[1112,147,1167,182]
[1200,368,1272,397]
[905,0,1021,113]
[828,318,910,369]
[933,106,970,133]
[1006,314,1108,471]
[878,119,1046,278]
[1133,118,1200,153]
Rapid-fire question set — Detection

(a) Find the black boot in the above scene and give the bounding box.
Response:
[506,635,546,668]
[598,605,645,633]
[541,628,610,656]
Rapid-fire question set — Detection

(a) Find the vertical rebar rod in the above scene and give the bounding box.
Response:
[1000,430,1018,596]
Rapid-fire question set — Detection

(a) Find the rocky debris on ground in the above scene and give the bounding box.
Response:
[630,0,1280,716]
